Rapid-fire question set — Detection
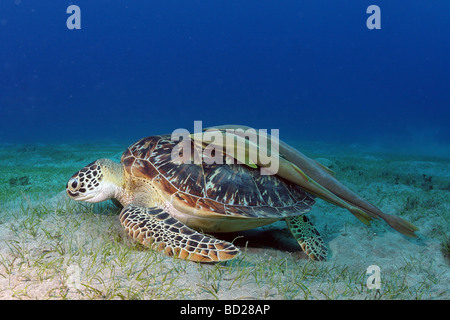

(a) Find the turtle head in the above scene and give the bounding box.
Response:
[66,159,125,203]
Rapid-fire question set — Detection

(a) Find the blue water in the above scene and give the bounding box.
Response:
[1,1,449,155]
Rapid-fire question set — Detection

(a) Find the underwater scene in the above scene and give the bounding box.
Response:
[0,1,449,301]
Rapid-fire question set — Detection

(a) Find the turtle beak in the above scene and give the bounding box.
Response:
[66,177,81,199]
[66,188,78,198]
[66,176,93,200]
[71,194,95,201]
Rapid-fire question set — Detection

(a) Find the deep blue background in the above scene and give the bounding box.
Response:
[0,1,449,154]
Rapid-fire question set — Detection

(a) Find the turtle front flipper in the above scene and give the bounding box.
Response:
[119,205,239,262]
[286,215,328,261]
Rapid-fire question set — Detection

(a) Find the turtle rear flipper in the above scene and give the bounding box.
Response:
[119,205,239,262]
[286,215,328,261]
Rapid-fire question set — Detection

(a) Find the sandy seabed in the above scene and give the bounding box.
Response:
[0,140,448,300]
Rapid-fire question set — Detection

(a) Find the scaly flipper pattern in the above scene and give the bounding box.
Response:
[286,215,328,261]
[119,205,239,262]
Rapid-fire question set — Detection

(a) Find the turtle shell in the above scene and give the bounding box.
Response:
[121,135,315,219]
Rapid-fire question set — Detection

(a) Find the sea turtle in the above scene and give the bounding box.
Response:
[66,126,418,262]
